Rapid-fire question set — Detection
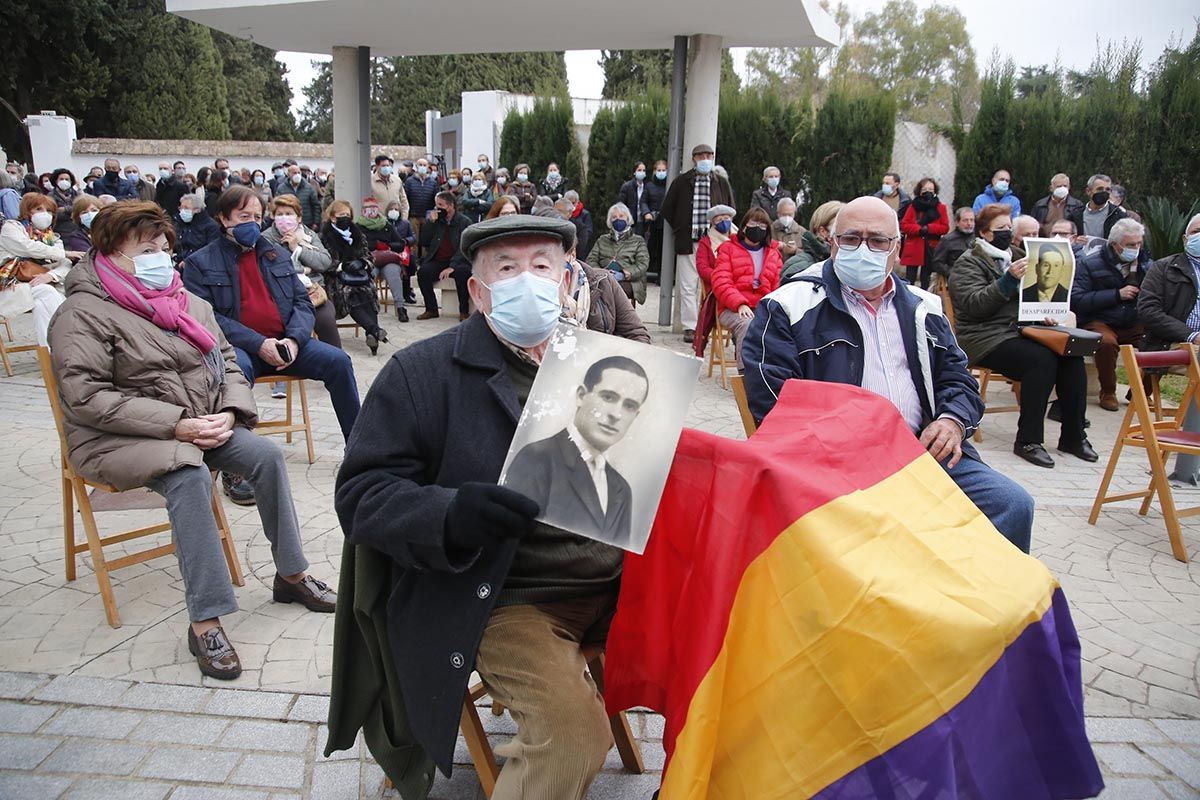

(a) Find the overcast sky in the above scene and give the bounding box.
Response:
[276,0,1197,116]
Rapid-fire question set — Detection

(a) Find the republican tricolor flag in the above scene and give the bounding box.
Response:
[605,381,1103,799]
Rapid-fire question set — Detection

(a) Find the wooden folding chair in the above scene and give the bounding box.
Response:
[376,275,394,311]
[700,285,733,391]
[38,348,243,627]
[730,374,758,437]
[1,315,38,377]
[459,646,644,798]
[935,283,1019,442]
[1089,344,1200,563]
[253,374,316,464]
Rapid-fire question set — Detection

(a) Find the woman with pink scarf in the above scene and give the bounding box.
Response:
[46,201,335,681]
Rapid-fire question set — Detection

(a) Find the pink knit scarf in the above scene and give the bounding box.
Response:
[94,253,217,355]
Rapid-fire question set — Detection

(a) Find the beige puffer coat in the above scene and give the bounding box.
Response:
[46,255,258,490]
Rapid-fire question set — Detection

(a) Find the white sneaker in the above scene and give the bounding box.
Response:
[270,381,287,399]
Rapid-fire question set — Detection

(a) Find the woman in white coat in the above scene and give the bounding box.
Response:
[0,193,71,343]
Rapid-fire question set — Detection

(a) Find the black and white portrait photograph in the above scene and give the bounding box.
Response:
[500,324,701,553]
[1019,237,1076,322]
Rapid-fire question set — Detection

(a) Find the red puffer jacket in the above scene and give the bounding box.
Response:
[711,237,783,312]
[899,201,950,267]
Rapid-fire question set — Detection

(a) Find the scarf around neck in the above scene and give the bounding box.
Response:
[94,253,218,358]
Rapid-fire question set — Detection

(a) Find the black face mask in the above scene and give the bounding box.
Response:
[742,226,768,245]
[1091,190,1110,206]
[989,230,1013,251]
[920,191,936,203]
[105,170,119,180]
[436,207,448,220]
[334,216,352,230]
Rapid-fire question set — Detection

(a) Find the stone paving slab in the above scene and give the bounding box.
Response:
[2,292,1200,797]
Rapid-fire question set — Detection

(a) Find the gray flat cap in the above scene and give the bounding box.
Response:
[460,214,577,261]
[707,204,736,221]
[692,143,715,156]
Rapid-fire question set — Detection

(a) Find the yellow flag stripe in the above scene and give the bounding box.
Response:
[660,454,1058,800]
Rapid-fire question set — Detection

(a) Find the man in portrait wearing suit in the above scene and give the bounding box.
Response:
[505,355,649,549]
[1023,247,1070,302]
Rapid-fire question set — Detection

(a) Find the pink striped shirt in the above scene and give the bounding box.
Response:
[841,277,925,433]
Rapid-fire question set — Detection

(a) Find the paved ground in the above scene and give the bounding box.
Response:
[1,289,1199,799]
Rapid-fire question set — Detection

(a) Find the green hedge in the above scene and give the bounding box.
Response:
[577,85,892,217]
[954,28,1200,215]
[498,98,580,191]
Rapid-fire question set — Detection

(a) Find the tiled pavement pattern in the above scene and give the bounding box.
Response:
[1,291,1199,798]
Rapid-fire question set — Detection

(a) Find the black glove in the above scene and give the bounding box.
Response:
[445,482,540,553]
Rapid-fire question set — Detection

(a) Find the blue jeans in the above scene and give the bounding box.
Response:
[1169,402,1200,485]
[942,453,1034,553]
[234,338,360,440]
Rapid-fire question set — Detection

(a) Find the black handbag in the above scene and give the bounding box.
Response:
[337,257,372,287]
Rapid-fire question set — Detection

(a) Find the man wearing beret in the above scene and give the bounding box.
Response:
[660,143,735,343]
[331,215,623,799]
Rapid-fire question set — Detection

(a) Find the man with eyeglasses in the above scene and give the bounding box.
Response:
[741,196,1035,553]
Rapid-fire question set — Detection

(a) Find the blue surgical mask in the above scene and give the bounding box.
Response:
[477,161,488,171]
[547,170,560,181]
[379,165,393,177]
[714,219,732,235]
[880,183,894,196]
[448,178,460,187]
[159,168,170,180]
[1119,247,1140,263]
[126,250,175,290]
[81,210,98,228]
[179,209,194,223]
[517,173,529,182]
[481,271,563,348]
[833,240,892,291]
[273,168,285,179]
[417,166,429,176]
[612,218,628,233]
[994,180,1010,195]
[655,170,668,181]
[230,220,261,247]
[766,177,780,189]
[1186,233,1200,259]
[634,170,646,181]
[696,159,714,174]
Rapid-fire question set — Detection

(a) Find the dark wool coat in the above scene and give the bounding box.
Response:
[331,316,539,778]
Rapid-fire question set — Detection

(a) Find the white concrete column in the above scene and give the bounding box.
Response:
[681,33,723,170]
[332,46,371,213]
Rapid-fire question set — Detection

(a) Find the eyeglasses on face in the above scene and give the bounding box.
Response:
[834,233,898,252]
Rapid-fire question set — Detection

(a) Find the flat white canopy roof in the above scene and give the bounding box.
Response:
[167,0,839,56]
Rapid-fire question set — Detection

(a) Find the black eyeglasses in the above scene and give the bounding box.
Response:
[834,233,899,253]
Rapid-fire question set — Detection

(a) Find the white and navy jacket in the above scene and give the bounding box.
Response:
[742,260,985,452]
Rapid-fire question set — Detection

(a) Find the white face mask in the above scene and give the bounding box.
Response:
[57,178,72,192]
[778,215,794,228]
[387,209,400,221]
[1052,186,1069,200]
[30,211,54,230]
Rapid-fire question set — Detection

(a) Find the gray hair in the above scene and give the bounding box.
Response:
[1015,215,1040,234]
[563,189,580,204]
[0,171,15,190]
[1086,174,1111,189]
[607,202,632,225]
[762,165,780,179]
[180,193,204,210]
[1188,213,1200,234]
[1108,217,1144,245]
[777,197,797,213]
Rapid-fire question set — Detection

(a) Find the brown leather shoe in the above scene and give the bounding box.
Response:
[417,310,440,320]
[459,312,470,321]
[187,625,242,680]
[1099,392,1119,411]
[272,574,336,612]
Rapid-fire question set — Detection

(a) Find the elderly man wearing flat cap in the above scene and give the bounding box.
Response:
[331,215,623,799]
[660,142,735,342]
